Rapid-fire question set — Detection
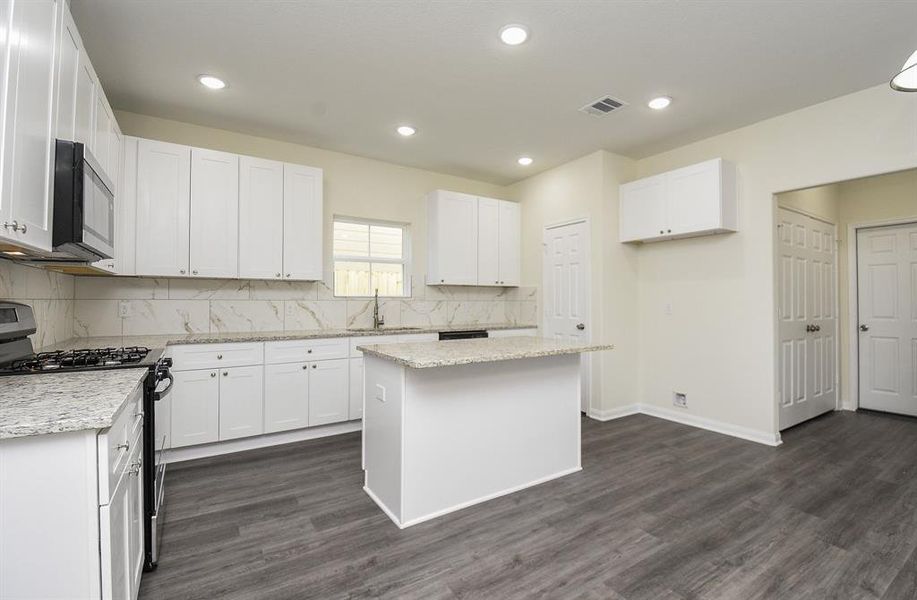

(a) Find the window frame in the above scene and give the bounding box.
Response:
[332,215,412,298]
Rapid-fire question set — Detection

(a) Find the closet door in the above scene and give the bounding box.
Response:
[239,156,284,279]
[190,147,239,277]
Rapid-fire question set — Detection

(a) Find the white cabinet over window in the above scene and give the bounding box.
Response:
[190,147,239,278]
[619,158,737,243]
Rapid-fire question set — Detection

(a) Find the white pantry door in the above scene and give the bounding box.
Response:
[776,208,837,430]
[543,220,591,412]
[857,222,917,417]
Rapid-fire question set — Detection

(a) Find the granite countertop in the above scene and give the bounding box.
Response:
[38,323,536,352]
[357,337,614,369]
[0,368,148,440]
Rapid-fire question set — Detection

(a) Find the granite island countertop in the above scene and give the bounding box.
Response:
[38,323,536,353]
[357,337,613,369]
[0,368,148,439]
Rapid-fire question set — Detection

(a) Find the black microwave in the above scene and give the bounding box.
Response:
[52,139,115,261]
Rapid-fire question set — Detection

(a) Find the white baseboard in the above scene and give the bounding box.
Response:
[586,403,782,447]
[164,420,363,463]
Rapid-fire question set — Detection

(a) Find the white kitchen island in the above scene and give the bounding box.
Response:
[358,336,613,528]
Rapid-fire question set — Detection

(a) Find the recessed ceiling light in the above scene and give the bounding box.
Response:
[648,96,672,110]
[499,24,528,46]
[517,156,533,166]
[396,125,416,137]
[890,49,917,92]
[198,75,226,90]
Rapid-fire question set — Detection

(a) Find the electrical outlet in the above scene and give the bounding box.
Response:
[664,302,673,316]
[118,300,132,318]
[673,392,687,408]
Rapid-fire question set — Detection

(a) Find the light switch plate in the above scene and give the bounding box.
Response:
[375,384,386,402]
[118,300,132,318]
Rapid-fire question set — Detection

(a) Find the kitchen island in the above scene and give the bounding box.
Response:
[358,336,613,528]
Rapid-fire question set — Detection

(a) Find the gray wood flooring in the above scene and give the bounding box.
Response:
[139,411,917,600]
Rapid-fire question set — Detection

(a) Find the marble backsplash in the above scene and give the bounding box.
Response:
[71,277,538,337]
[0,260,76,348]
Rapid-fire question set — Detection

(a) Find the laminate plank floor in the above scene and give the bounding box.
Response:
[139,411,917,600]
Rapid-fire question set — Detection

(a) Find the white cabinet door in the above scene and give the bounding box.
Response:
[282,163,323,281]
[154,388,171,451]
[264,361,309,433]
[190,147,239,277]
[115,136,138,275]
[477,197,500,286]
[349,357,363,420]
[74,52,95,148]
[239,156,284,279]
[428,190,478,285]
[308,358,349,426]
[127,443,144,599]
[498,200,521,286]
[100,471,131,600]
[93,92,112,175]
[666,160,721,236]
[619,175,667,242]
[0,0,60,251]
[170,369,219,447]
[135,139,191,277]
[219,365,264,440]
[54,7,80,142]
[92,124,120,273]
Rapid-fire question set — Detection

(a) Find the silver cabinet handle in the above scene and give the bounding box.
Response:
[307,349,312,354]
[302,364,308,370]
[1,222,9,229]
[216,354,223,359]
[192,269,198,275]
[286,273,291,278]
[18,223,26,233]
[312,364,317,369]
[859,324,869,332]
[276,273,281,278]
[117,441,130,451]
[210,372,216,377]
[576,323,585,330]
[179,269,186,275]
[129,459,142,476]
[223,371,228,376]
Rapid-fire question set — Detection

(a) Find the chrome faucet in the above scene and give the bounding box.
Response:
[373,289,385,330]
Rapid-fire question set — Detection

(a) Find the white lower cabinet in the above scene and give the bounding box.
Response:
[349,357,364,420]
[170,369,220,448]
[100,429,143,600]
[308,358,349,426]
[264,362,309,433]
[218,365,264,440]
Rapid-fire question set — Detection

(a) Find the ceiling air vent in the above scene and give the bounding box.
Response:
[579,95,627,117]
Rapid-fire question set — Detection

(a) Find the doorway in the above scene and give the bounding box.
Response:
[855,221,917,417]
[542,219,591,413]
[776,207,838,430]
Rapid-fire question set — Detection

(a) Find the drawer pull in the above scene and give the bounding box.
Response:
[117,441,130,451]
[129,459,142,476]
[210,372,216,377]
[216,354,223,359]
[307,349,313,354]
[223,371,228,376]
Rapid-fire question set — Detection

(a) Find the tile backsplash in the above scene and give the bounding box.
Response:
[72,277,538,337]
[0,260,76,348]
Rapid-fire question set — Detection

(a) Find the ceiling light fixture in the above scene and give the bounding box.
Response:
[499,24,529,46]
[197,75,226,90]
[648,96,672,110]
[890,49,917,92]
[396,125,416,137]
[517,156,533,166]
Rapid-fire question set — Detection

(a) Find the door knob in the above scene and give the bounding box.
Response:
[859,324,869,332]
[576,323,585,330]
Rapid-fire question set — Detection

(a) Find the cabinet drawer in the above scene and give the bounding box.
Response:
[170,342,263,371]
[349,335,402,357]
[265,338,348,364]
[98,384,143,503]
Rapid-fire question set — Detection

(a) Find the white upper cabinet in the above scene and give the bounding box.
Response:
[239,156,284,279]
[114,136,138,275]
[429,190,520,286]
[190,147,239,278]
[619,158,737,243]
[54,6,80,142]
[74,53,96,149]
[282,163,323,280]
[0,0,61,252]
[135,139,191,276]
[427,190,479,285]
[497,200,520,286]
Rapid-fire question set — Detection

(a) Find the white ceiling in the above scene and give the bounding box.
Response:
[71,0,917,185]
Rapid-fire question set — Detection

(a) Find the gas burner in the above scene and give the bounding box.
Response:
[4,347,151,373]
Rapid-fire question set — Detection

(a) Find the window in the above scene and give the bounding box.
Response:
[333,218,409,297]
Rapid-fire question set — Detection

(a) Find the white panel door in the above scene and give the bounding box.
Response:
[218,365,264,440]
[477,197,500,285]
[665,160,721,236]
[542,220,591,412]
[264,362,309,433]
[1,0,60,251]
[349,357,363,420]
[619,175,666,242]
[135,139,190,277]
[777,208,837,430]
[190,147,239,277]
[282,163,323,280]
[858,222,917,416]
[430,190,478,284]
[239,156,284,279]
[498,200,521,286]
[170,369,219,448]
[308,358,349,426]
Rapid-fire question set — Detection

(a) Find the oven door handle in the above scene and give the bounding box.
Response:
[154,372,174,401]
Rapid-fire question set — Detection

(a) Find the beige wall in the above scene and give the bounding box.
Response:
[633,84,917,440]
